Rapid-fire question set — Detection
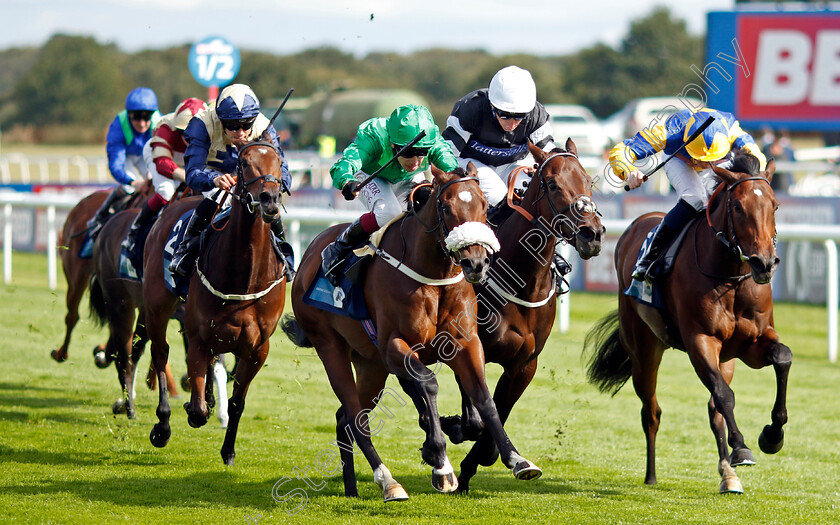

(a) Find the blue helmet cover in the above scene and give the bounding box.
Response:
[216,84,260,120]
[125,87,158,111]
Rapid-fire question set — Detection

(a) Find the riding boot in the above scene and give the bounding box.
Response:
[632,199,696,282]
[552,251,572,293]
[270,219,296,281]
[121,201,158,254]
[168,198,216,277]
[87,186,130,240]
[321,218,370,285]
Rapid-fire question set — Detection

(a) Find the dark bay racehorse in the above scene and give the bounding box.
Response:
[144,142,287,465]
[443,140,605,492]
[282,165,541,502]
[584,153,790,493]
[51,187,148,363]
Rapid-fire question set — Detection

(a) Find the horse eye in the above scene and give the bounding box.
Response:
[442,206,452,216]
[547,181,558,191]
[733,202,743,213]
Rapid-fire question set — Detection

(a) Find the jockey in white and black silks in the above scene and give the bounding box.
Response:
[121,97,208,255]
[442,65,571,282]
[610,107,767,283]
[87,87,161,239]
[168,84,292,278]
[320,104,459,284]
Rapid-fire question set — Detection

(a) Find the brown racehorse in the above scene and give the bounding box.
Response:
[282,165,541,502]
[144,141,287,465]
[584,152,790,493]
[442,140,605,492]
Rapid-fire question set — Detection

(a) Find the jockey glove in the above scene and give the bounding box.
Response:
[342,180,361,201]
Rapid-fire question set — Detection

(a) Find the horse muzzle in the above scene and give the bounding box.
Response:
[748,255,780,284]
[458,249,491,284]
[574,224,605,260]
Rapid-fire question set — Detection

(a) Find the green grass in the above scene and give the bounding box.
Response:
[2,252,839,524]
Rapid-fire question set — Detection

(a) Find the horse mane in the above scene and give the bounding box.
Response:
[730,149,760,176]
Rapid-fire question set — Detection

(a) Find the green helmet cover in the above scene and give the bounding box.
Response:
[386,104,438,147]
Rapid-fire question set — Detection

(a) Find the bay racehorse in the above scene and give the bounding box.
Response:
[584,152,790,493]
[442,140,605,492]
[282,164,541,502]
[143,141,287,465]
[51,186,148,363]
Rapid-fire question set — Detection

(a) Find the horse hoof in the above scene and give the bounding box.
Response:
[93,346,111,369]
[50,349,67,362]
[730,448,756,467]
[149,425,170,448]
[126,408,136,420]
[184,402,208,428]
[222,455,235,466]
[758,425,784,454]
[218,415,229,429]
[720,476,744,494]
[431,470,458,493]
[440,415,465,444]
[112,398,127,414]
[180,373,191,392]
[513,460,542,481]
[382,483,409,502]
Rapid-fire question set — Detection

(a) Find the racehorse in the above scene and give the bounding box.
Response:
[51,188,146,363]
[143,141,287,465]
[584,152,790,493]
[282,164,541,502]
[442,140,605,492]
[88,205,226,422]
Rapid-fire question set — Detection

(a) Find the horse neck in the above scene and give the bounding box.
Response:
[400,205,459,280]
[497,182,557,290]
[208,202,278,289]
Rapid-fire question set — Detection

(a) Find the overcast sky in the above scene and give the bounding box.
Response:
[6,0,736,56]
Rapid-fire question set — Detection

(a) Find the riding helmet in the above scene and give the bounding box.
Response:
[125,87,159,112]
[215,84,260,120]
[386,104,438,148]
[488,66,537,114]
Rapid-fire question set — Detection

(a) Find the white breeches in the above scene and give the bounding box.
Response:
[457,155,536,207]
[143,141,185,202]
[356,171,429,227]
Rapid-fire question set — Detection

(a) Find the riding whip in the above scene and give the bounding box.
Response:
[623,115,716,191]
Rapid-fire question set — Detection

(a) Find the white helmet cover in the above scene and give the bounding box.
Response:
[488,66,537,114]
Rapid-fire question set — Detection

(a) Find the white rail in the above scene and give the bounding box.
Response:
[0,196,838,361]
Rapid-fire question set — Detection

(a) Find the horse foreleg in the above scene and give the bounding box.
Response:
[219,345,269,466]
[110,307,137,419]
[148,330,172,448]
[394,345,457,494]
[51,258,89,362]
[184,343,211,430]
[213,356,229,428]
[689,336,754,468]
[440,376,483,445]
[457,359,539,492]
[447,344,541,488]
[710,361,743,493]
[750,337,791,455]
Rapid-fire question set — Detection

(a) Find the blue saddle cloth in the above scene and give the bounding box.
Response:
[303,256,371,321]
[78,232,94,259]
[623,224,666,309]
[160,209,198,297]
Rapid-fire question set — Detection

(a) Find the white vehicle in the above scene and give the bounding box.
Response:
[602,96,704,142]
[544,104,612,157]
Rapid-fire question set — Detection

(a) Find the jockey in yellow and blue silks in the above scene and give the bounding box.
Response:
[168,83,293,278]
[320,104,458,284]
[87,87,161,239]
[609,108,766,282]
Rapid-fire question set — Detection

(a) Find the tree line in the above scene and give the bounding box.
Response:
[0,7,703,146]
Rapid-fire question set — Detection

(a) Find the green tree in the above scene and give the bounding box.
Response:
[9,34,124,127]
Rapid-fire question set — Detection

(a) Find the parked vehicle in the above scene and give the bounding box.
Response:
[602,96,704,142]
[544,104,611,157]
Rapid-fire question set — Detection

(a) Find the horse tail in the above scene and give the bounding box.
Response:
[280,314,312,348]
[584,310,632,396]
[87,274,108,328]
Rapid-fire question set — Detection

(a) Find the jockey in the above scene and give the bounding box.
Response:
[320,104,458,284]
[610,107,767,283]
[442,65,571,282]
[168,84,292,278]
[121,97,208,255]
[87,87,161,239]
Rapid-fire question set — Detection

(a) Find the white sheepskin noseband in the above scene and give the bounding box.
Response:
[445,222,500,254]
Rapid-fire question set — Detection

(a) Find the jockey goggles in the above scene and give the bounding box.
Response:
[392,144,430,158]
[128,110,155,121]
[221,117,257,131]
[493,107,527,121]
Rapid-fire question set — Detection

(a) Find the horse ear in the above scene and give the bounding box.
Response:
[431,165,455,186]
[431,165,444,178]
[763,158,776,185]
[466,161,478,178]
[528,141,547,164]
[565,137,578,156]
[711,163,739,186]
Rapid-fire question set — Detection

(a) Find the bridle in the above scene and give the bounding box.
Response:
[233,141,285,215]
[506,150,598,244]
[705,176,775,263]
[408,174,481,262]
